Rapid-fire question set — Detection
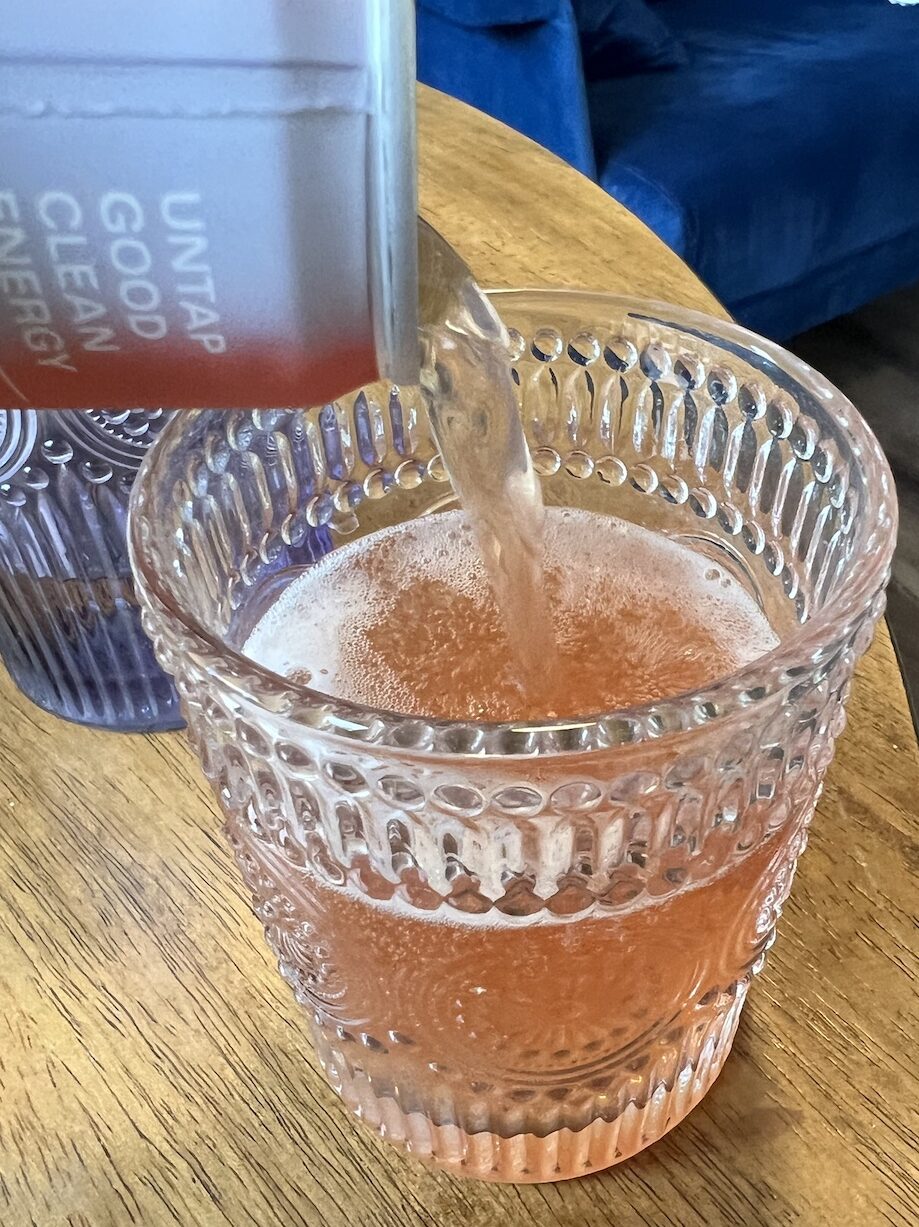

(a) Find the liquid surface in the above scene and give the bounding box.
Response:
[244,508,778,721]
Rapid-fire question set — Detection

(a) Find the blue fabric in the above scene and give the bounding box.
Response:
[572,0,687,80]
[420,0,561,26]
[418,0,919,339]
[417,1,596,177]
[589,0,919,337]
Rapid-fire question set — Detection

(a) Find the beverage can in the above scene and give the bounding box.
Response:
[0,0,418,409]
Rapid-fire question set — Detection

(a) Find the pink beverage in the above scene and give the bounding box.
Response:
[246,509,778,719]
[239,509,794,1180]
[0,0,416,409]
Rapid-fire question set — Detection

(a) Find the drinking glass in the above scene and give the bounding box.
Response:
[0,407,182,730]
[129,292,896,1181]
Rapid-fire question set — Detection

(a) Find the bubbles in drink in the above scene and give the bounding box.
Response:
[244,507,777,721]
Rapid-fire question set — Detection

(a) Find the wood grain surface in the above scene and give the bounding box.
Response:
[0,87,916,1227]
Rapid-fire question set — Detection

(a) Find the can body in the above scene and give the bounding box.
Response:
[0,0,417,410]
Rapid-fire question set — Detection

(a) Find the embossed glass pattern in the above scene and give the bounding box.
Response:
[0,408,181,730]
[130,294,896,1181]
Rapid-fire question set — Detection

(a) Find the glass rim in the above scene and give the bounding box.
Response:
[130,291,898,755]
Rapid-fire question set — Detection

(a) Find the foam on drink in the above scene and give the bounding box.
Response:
[244,507,777,722]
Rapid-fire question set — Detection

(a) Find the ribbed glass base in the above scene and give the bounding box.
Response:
[320,999,741,1182]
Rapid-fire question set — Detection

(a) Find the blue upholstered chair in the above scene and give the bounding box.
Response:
[418,0,919,339]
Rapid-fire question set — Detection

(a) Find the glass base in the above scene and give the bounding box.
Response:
[318,998,742,1183]
[0,575,182,732]
[9,669,184,733]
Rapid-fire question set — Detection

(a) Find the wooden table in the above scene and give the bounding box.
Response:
[1,88,917,1227]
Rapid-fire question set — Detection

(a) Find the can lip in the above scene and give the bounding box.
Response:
[130,292,898,758]
[366,0,419,387]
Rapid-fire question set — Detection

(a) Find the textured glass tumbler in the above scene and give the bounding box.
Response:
[0,408,181,731]
[130,293,896,1181]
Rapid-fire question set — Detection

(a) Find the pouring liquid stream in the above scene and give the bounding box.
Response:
[416,224,559,704]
